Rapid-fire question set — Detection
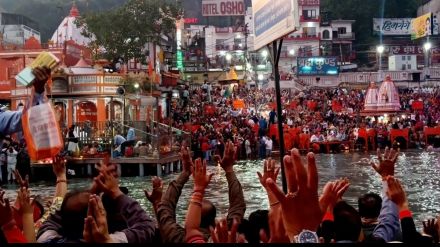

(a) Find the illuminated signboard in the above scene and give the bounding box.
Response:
[297,57,339,76]
[184,18,199,24]
[202,0,245,17]
[176,50,184,70]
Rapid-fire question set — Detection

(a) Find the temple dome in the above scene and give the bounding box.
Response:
[50,2,92,46]
[364,81,379,111]
[23,36,42,49]
[377,75,401,111]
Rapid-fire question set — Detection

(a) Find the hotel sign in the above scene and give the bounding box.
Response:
[202,0,245,16]
[373,18,412,36]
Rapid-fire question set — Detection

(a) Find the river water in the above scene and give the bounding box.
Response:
[2,151,440,228]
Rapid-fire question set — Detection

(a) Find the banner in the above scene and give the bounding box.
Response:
[252,0,299,50]
[233,99,245,109]
[202,0,245,16]
[411,13,432,40]
[373,18,412,36]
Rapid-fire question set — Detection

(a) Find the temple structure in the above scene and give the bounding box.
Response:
[363,81,379,112]
[361,75,401,116]
[50,2,92,47]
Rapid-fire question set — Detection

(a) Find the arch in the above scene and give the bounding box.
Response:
[322,30,330,39]
[106,101,123,121]
[76,101,97,123]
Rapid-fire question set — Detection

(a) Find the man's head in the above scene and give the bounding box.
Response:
[246,210,269,243]
[200,199,216,229]
[333,201,362,242]
[60,190,92,240]
[358,193,382,220]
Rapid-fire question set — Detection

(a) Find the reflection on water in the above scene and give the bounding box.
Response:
[2,151,440,228]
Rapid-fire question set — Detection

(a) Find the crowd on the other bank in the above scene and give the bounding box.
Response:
[2,67,440,244]
[168,82,440,161]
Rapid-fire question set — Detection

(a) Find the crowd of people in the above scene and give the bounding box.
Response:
[1,67,440,244]
[169,82,439,161]
[2,141,440,243]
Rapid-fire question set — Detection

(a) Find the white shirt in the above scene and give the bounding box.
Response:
[7,149,17,166]
[265,139,273,150]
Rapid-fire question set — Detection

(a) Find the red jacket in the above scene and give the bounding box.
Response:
[2,221,27,243]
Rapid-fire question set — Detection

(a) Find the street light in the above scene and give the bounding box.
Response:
[258,74,264,81]
[376,45,385,54]
[261,50,268,58]
[226,53,232,61]
[424,42,432,71]
[134,83,140,89]
[424,42,432,51]
[376,45,385,81]
[289,49,295,56]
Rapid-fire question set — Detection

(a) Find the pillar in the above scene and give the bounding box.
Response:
[139,164,144,177]
[67,99,74,127]
[157,164,162,177]
[97,98,106,122]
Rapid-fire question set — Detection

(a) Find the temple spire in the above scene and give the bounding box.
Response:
[69,2,80,17]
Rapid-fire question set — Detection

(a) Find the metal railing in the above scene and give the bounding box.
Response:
[66,121,191,158]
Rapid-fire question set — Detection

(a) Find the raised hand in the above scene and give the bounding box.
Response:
[32,66,51,94]
[94,168,122,200]
[192,158,213,193]
[257,158,281,189]
[265,149,322,238]
[17,187,33,215]
[180,146,193,174]
[0,190,14,227]
[319,178,350,212]
[13,170,29,189]
[214,141,237,172]
[259,209,290,243]
[423,218,439,243]
[386,176,408,211]
[52,155,67,178]
[144,177,163,207]
[210,218,244,243]
[83,195,113,243]
[371,147,399,178]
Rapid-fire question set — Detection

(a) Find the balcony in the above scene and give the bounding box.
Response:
[215,45,230,51]
[285,33,321,41]
[300,15,320,22]
[333,33,356,40]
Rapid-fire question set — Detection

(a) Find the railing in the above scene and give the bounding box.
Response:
[66,121,191,158]
[300,15,320,22]
[334,33,356,40]
[285,33,321,40]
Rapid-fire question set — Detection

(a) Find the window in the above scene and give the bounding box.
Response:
[303,27,317,37]
[338,27,347,34]
[407,64,412,70]
[402,64,406,70]
[323,30,330,39]
[302,9,317,19]
[402,56,406,61]
[407,56,411,60]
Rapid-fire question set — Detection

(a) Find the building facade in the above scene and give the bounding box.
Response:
[0,12,41,46]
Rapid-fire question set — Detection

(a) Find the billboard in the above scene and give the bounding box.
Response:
[202,0,246,16]
[373,18,412,35]
[297,57,339,76]
[411,13,432,40]
[252,0,299,50]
